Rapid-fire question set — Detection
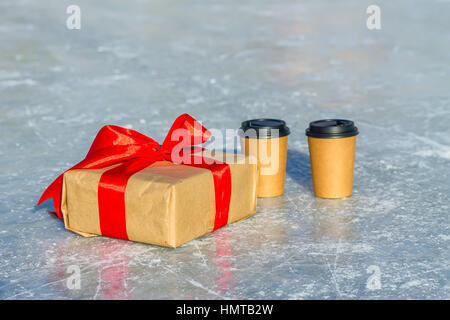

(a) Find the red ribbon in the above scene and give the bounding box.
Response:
[37,114,232,240]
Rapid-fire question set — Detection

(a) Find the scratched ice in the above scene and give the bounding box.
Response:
[0,0,449,299]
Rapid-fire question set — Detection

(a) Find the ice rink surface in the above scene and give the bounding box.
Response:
[0,0,449,299]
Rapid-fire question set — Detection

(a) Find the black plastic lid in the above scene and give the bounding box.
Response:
[305,119,358,139]
[239,119,290,139]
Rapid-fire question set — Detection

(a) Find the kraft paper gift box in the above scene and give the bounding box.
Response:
[38,114,259,248]
[60,151,258,248]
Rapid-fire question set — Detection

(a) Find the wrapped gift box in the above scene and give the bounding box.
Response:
[61,151,258,248]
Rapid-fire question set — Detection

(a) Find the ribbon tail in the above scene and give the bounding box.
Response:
[37,174,64,219]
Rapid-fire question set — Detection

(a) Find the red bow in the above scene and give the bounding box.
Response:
[37,114,232,240]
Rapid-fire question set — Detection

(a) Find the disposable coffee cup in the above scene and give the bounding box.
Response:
[239,119,290,198]
[306,119,358,199]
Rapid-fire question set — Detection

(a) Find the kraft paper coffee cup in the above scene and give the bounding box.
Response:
[306,119,358,199]
[239,119,290,198]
